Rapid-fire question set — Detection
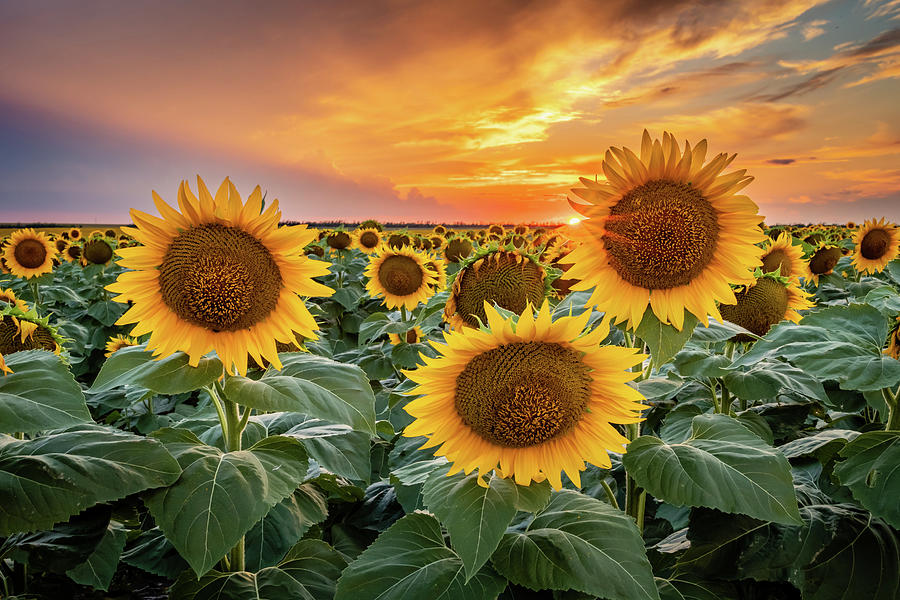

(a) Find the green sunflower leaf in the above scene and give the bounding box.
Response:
[634,307,699,368]
[491,490,659,600]
[334,512,506,600]
[0,350,91,434]
[422,470,519,580]
[622,414,802,525]
[833,431,900,528]
[90,344,224,395]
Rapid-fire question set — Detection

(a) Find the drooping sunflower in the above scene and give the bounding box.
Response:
[804,244,842,285]
[444,237,473,263]
[561,130,765,330]
[445,246,551,329]
[326,230,352,250]
[404,301,646,489]
[83,238,115,265]
[0,306,63,356]
[760,232,804,281]
[719,273,814,340]
[105,229,117,238]
[388,326,424,345]
[364,246,437,310]
[425,258,447,292]
[388,233,411,249]
[488,224,505,236]
[107,176,333,376]
[852,218,899,275]
[358,219,383,232]
[55,238,69,253]
[0,288,29,312]
[885,317,900,360]
[2,228,57,279]
[354,228,382,254]
[105,334,139,357]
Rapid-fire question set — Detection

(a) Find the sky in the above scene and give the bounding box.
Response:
[1,0,899,225]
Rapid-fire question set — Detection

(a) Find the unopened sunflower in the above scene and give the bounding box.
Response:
[562,130,765,330]
[444,247,551,329]
[404,301,646,489]
[3,229,57,279]
[354,228,382,253]
[389,326,424,345]
[852,218,898,275]
[108,176,333,376]
[719,272,813,339]
[105,334,139,357]
[326,231,352,250]
[364,246,437,310]
[760,232,804,281]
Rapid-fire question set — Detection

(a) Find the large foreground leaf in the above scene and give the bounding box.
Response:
[0,424,181,535]
[170,540,347,600]
[224,354,376,434]
[91,345,223,394]
[334,512,507,600]
[623,414,802,525]
[492,490,659,600]
[422,471,519,579]
[834,431,900,528]
[0,350,91,433]
[145,429,309,576]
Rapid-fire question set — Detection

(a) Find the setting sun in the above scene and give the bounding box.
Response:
[568,217,582,225]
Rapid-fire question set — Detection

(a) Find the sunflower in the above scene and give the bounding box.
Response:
[804,245,842,285]
[433,225,447,235]
[885,317,900,360]
[851,218,899,275]
[387,233,411,249]
[326,231,352,250]
[68,228,82,241]
[107,176,333,376]
[105,229,117,238]
[404,301,646,489]
[561,130,764,330]
[63,244,82,262]
[445,247,550,329]
[105,334,139,357]
[0,306,63,356]
[425,258,447,291]
[760,232,804,281]
[389,326,424,345]
[359,219,383,232]
[514,224,529,235]
[354,228,382,254]
[83,238,115,265]
[55,238,69,253]
[0,288,29,312]
[488,224,505,236]
[2,228,57,279]
[364,245,437,310]
[719,273,813,339]
[444,237,474,263]
[430,236,443,249]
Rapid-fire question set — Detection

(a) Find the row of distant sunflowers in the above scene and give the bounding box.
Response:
[1,130,899,489]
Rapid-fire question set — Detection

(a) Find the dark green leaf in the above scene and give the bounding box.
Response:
[834,431,900,528]
[86,300,127,326]
[245,484,329,571]
[634,308,698,367]
[91,345,224,394]
[66,520,128,591]
[724,359,829,404]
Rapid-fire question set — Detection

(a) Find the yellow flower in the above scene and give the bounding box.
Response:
[804,244,842,285]
[719,275,814,339]
[105,334,139,357]
[364,246,437,310]
[562,130,765,330]
[354,228,382,254]
[388,326,424,345]
[404,301,646,489]
[0,288,29,312]
[851,218,899,275]
[107,176,333,376]
[2,229,57,279]
[760,232,804,281]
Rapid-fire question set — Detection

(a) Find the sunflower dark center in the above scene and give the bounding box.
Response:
[158,223,282,332]
[67,245,82,259]
[13,239,47,269]
[454,252,545,328]
[388,234,410,249]
[360,231,379,248]
[378,255,424,296]
[720,278,789,338]
[603,180,719,289]
[761,249,791,276]
[83,239,113,265]
[55,239,68,252]
[327,232,351,249]
[406,329,419,344]
[809,247,841,275]
[861,228,891,260]
[0,316,57,354]
[455,342,591,447]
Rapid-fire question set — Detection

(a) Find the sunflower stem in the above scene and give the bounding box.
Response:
[719,379,733,414]
[400,306,408,323]
[206,385,230,446]
[724,341,736,361]
[883,386,900,431]
[28,280,42,312]
[635,490,647,534]
[600,479,619,510]
[708,380,721,413]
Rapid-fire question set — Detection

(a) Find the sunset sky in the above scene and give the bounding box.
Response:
[1,0,899,224]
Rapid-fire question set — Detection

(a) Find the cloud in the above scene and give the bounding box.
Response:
[767,158,797,165]
[802,19,829,41]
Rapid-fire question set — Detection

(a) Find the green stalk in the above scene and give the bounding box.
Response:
[883,387,900,431]
[217,378,247,572]
[206,385,230,444]
[600,480,619,510]
[28,280,41,312]
[719,379,733,414]
[400,306,408,323]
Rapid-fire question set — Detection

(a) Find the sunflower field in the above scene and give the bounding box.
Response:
[0,133,898,600]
